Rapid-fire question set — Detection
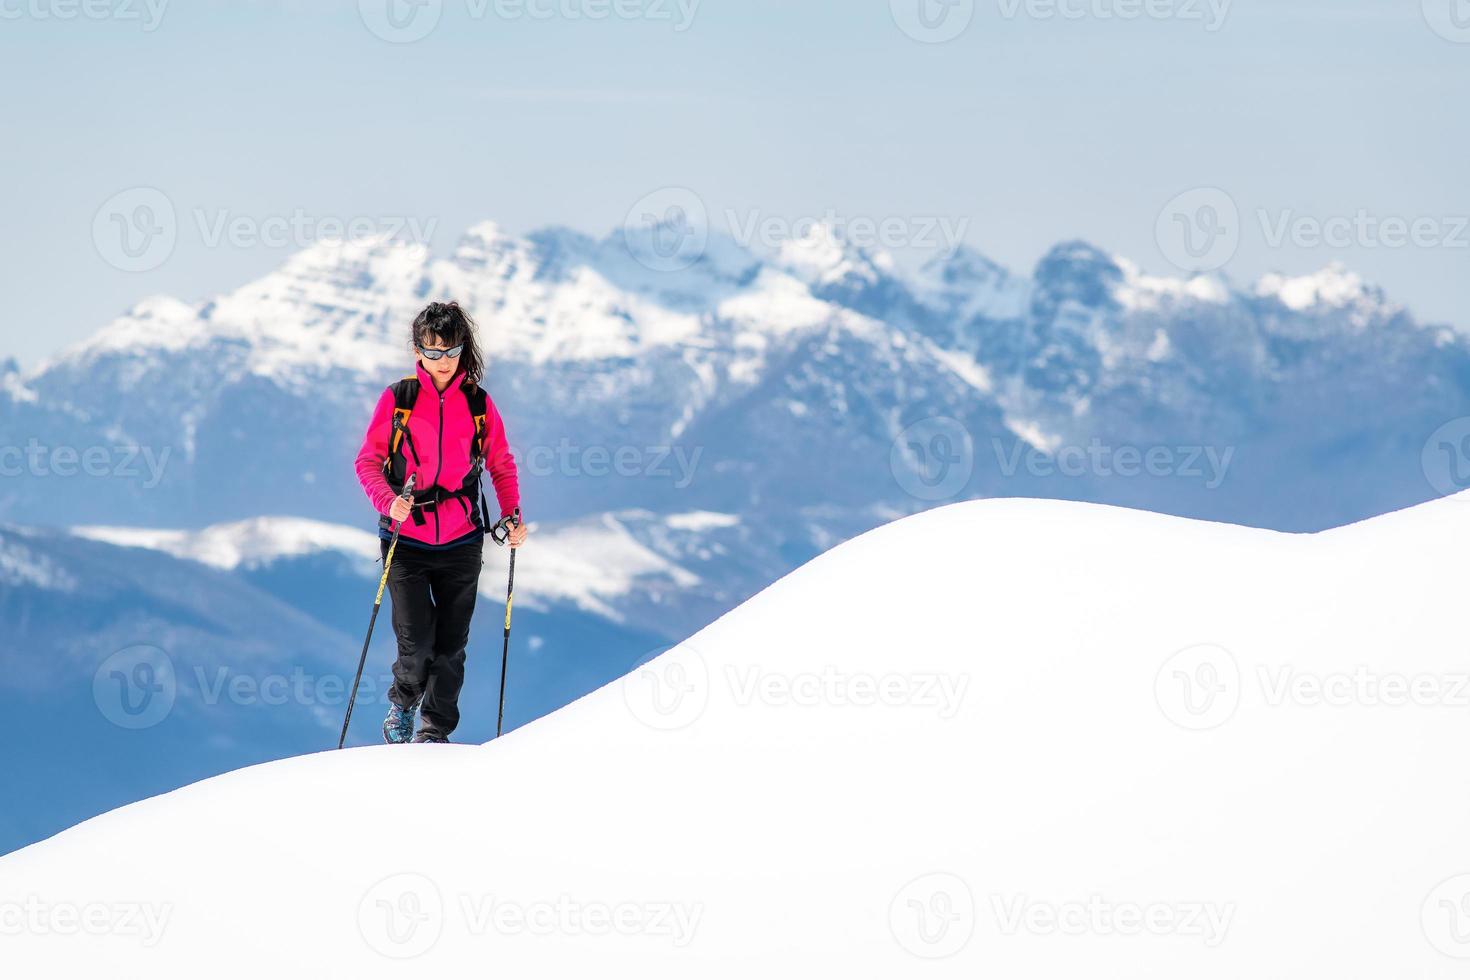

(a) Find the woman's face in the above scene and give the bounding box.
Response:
[417,332,462,387]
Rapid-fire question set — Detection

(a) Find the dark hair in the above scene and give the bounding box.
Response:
[412,301,485,385]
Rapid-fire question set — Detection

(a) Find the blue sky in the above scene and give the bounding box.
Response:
[1,0,1466,368]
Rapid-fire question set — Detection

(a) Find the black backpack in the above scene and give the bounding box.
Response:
[380,375,493,532]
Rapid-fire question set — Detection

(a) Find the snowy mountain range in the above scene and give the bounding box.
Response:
[3,217,1467,851]
[5,219,1465,535]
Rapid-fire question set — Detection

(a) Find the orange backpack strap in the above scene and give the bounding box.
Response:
[463,382,489,462]
[383,376,421,489]
[389,406,413,456]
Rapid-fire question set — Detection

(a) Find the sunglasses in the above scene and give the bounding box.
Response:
[417,344,464,361]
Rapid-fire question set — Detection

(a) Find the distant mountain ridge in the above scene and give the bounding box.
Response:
[4,218,1466,538]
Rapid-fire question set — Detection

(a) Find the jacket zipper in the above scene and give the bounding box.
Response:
[432,390,445,543]
[404,428,420,465]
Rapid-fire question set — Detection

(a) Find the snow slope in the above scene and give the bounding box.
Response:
[4,496,1469,976]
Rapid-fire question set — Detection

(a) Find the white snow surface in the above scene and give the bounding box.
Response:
[1254,263,1395,317]
[663,511,740,532]
[6,496,1470,976]
[0,534,78,591]
[1113,257,1230,310]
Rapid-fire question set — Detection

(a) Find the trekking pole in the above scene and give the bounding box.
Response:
[338,474,416,750]
[490,509,521,738]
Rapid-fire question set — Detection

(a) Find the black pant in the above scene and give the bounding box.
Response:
[381,535,484,737]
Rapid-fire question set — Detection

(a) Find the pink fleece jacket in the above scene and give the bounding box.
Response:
[355,362,520,546]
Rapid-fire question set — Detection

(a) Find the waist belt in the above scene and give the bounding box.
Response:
[382,476,492,532]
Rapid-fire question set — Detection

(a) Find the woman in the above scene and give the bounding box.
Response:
[354,301,528,744]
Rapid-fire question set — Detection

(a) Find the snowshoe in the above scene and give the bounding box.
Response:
[411,730,449,744]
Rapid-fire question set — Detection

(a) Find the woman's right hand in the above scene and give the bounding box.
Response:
[389,493,414,524]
